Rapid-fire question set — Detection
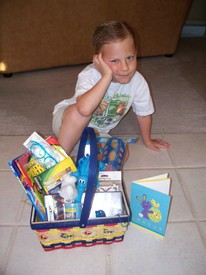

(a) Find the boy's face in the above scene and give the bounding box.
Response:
[101,36,137,84]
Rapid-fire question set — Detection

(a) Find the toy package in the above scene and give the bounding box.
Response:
[9,133,70,221]
[9,152,47,221]
[44,194,82,221]
[35,157,77,194]
[23,132,64,169]
[97,171,122,192]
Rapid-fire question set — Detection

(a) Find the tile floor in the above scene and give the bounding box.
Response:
[0,37,206,275]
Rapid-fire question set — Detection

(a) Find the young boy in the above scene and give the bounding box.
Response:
[52,21,170,155]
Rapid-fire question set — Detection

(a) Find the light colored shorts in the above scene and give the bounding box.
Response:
[52,106,67,137]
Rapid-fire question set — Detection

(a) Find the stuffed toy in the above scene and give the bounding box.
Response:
[59,174,77,203]
[71,154,90,203]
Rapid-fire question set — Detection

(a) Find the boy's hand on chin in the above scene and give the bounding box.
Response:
[93,53,112,79]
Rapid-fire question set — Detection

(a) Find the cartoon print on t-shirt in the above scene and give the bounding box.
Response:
[91,94,130,128]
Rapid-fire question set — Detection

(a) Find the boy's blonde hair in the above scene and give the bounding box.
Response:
[92,21,136,53]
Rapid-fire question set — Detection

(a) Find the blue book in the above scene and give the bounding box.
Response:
[130,174,171,237]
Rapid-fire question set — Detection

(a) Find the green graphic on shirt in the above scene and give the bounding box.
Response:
[91,94,130,128]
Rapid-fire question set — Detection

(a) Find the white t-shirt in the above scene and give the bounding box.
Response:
[53,63,154,133]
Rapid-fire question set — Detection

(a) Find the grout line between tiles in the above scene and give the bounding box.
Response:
[105,245,113,275]
[0,224,30,228]
[195,221,206,252]
[174,169,202,217]
[0,226,18,275]
[168,220,203,224]
[174,168,206,251]
[1,224,35,275]
[124,166,206,172]
[1,169,15,172]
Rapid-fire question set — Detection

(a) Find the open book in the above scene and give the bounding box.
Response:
[130,174,172,237]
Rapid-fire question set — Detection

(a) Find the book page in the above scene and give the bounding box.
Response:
[133,174,170,195]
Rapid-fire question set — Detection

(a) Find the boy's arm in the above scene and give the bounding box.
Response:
[76,53,112,117]
[136,115,171,152]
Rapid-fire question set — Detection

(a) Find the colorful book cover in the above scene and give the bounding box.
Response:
[8,135,71,222]
[130,174,171,237]
[8,152,47,221]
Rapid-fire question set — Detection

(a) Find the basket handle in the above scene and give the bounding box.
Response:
[76,127,98,228]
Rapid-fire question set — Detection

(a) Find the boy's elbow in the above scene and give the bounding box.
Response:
[77,105,93,117]
[76,96,94,117]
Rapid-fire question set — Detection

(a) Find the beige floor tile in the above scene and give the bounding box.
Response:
[164,134,206,167]
[5,226,110,275]
[124,138,173,170]
[0,136,29,170]
[0,227,13,274]
[18,198,34,226]
[110,223,206,275]
[200,222,206,244]
[0,172,25,225]
[177,168,206,219]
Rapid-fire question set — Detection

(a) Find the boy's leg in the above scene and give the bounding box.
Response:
[58,104,92,155]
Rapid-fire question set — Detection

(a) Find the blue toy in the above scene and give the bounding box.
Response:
[71,153,106,203]
[101,137,126,171]
[71,154,90,203]
[95,210,106,217]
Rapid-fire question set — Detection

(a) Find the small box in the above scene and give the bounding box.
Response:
[97,171,122,192]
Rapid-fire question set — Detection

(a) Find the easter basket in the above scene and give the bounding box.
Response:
[30,127,130,251]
